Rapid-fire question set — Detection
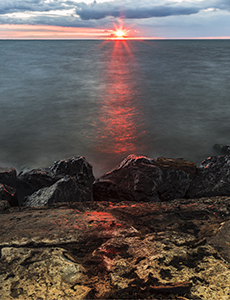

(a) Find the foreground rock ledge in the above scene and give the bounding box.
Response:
[1,196,230,300]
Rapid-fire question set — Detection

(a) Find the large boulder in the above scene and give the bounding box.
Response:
[23,176,92,207]
[18,156,94,205]
[93,154,190,202]
[188,155,230,198]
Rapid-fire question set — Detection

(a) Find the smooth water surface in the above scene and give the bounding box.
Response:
[0,40,230,177]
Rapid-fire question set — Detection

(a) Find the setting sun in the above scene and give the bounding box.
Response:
[115,30,125,38]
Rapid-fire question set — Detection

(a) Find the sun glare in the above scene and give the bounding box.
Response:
[108,21,130,39]
[115,30,125,38]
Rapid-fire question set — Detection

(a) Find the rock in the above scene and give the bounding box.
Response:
[17,168,57,203]
[208,220,230,263]
[0,183,18,207]
[50,156,94,188]
[1,197,230,299]
[188,155,230,198]
[0,247,91,300]
[155,157,197,178]
[23,176,92,207]
[93,154,190,202]
[0,166,17,186]
[17,156,94,205]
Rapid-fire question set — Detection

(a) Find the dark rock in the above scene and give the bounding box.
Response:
[188,155,230,198]
[23,176,92,207]
[50,156,94,188]
[0,167,17,186]
[17,156,94,205]
[0,183,18,207]
[93,154,190,202]
[155,157,197,178]
[17,168,57,201]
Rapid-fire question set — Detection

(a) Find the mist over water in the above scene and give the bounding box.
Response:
[0,40,230,177]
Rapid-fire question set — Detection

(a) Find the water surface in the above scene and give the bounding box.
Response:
[0,40,230,177]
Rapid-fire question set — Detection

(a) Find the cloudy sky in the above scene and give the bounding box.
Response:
[0,0,230,39]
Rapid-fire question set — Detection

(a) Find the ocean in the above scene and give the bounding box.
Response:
[0,39,230,178]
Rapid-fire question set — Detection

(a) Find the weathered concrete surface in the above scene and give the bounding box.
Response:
[1,197,230,299]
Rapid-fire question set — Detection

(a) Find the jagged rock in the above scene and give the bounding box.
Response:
[0,183,18,207]
[50,156,94,188]
[17,156,94,205]
[188,155,230,198]
[0,167,17,187]
[23,176,92,207]
[93,154,190,202]
[155,157,197,178]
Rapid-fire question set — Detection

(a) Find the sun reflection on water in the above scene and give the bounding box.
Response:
[92,40,146,156]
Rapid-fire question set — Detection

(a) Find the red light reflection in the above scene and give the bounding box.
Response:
[93,40,145,155]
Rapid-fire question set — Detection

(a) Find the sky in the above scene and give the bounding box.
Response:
[0,0,230,39]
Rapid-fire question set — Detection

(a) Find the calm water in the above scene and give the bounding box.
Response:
[0,40,230,177]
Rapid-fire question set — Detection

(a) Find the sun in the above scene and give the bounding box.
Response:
[115,30,125,38]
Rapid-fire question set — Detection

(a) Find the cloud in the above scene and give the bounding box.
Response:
[75,0,230,20]
[0,0,72,15]
[0,0,229,31]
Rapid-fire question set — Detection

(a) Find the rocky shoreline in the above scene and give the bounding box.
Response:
[1,153,230,299]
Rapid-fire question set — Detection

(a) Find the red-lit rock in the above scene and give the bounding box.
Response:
[93,154,190,202]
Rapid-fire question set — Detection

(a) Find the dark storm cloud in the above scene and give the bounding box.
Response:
[75,0,230,20]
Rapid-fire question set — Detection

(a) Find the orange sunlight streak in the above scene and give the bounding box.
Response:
[92,40,146,155]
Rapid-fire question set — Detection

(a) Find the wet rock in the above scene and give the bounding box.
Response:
[23,176,92,207]
[0,166,17,186]
[93,154,190,202]
[0,183,18,207]
[188,155,230,198]
[17,156,94,205]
